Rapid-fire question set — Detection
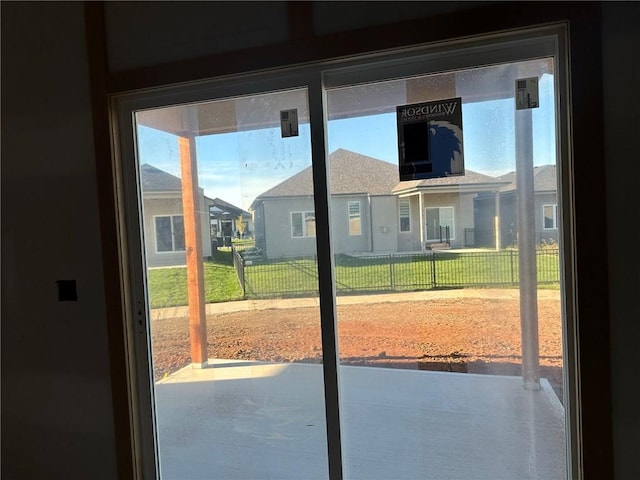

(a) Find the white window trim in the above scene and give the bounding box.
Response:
[347,200,362,236]
[543,203,558,230]
[425,206,455,242]
[290,210,316,238]
[399,199,411,233]
[153,214,185,253]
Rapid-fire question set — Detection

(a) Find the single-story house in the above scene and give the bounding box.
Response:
[473,165,558,248]
[140,163,213,267]
[250,149,509,259]
[208,197,253,245]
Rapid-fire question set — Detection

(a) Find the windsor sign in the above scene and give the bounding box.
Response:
[397,97,465,181]
[398,100,460,120]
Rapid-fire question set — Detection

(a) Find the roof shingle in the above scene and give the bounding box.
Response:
[497,165,557,192]
[256,149,399,199]
[140,164,182,192]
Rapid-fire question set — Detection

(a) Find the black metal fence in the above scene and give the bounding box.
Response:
[231,247,246,296]
[236,248,560,298]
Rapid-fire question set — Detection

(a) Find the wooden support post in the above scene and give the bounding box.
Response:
[178,135,208,368]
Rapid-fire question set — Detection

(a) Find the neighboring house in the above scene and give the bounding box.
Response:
[473,165,558,248]
[392,169,509,251]
[250,149,508,259]
[140,164,213,267]
[209,198,253,244]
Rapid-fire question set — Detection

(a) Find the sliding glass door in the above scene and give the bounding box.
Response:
[325,57,566,479]
[129,86,332,479]
[114,27,573,479]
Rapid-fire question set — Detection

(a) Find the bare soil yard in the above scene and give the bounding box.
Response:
[151,296,563,401]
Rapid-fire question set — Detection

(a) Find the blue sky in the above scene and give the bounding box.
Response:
[136,74,555,210]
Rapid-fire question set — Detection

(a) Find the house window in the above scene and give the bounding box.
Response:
[291,211,316,237]
[543,204,558,229]
[425,207,454,241]
[399,200,411,232]
[348,201,361,236]
[155,215,185,252]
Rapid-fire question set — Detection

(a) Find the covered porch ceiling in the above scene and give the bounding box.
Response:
[136,60,552,138]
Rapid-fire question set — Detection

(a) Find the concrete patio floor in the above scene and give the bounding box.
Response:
[155,360,566,480]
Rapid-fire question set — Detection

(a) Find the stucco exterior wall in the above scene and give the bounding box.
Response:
[260,195,400,258]
[143,193,211,267]
[457,194,477,248]
[330,195,371,254]
[200,194,212,258]
[253,202,266,252]
[473,191,559,248]
[399,192,475,249]
[371,196,399,252]
[426,192,474,247]
[535,192,559,245]
[263,197,317,258]
[398,195,422,252]
[143,197,186,267]
[260,192,481,256]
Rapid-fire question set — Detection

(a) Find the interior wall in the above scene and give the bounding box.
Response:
[1,3,117,479]
[103,1,489,72]
[2,1,639,479]
[311,1,491,35]
[104,1,290,72]
[602,3,640,478]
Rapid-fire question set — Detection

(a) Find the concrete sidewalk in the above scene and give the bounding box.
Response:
[151,288,560,320]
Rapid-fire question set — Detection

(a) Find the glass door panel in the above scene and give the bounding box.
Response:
[134,88,330,479]
[326,59,566,479]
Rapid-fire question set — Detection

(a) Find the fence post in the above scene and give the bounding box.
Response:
[431,251,437,288]
[232,247,246,298]
[510,249,515,285]
[389,254,395,290]
[241,255,246,298]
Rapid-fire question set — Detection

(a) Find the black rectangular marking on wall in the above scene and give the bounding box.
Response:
[56,280,78,302]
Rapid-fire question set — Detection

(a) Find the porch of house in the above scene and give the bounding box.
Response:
[155,360,566,480]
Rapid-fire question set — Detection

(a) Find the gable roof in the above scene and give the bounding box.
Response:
[251,149,517,207]
[209,197,251,218]
[140,163,182,192]
[497,165,557,193]
[253,149,399,203]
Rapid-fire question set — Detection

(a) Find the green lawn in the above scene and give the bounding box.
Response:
[147,250,244,308]
[244,249,560,297]
[230,238,255,249]
[147,249,560,307]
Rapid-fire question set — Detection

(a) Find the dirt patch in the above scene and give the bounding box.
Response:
[151,296,563,401]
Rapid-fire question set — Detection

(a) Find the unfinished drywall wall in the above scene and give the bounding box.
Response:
[1,3,117,478]
[602,3,640,478]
